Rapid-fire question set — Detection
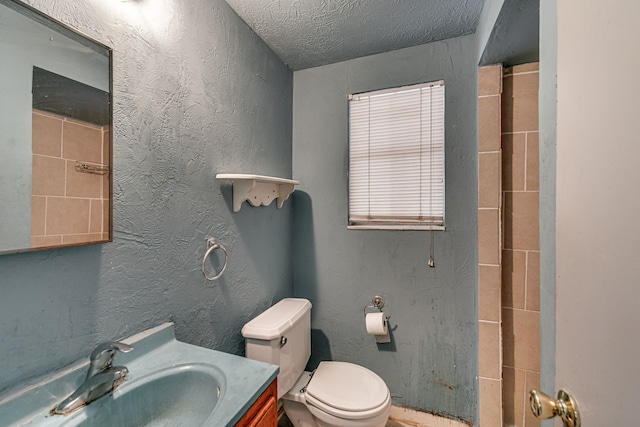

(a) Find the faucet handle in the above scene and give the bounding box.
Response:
[90,341,134,361]
[87,342,134,378]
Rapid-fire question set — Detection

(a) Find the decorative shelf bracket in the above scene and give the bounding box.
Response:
[216,174,299,212]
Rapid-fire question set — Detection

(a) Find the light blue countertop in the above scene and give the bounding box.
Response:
[0,323,279,427]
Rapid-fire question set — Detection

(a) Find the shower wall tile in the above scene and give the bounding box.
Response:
[102,175,109,200]
[502,308,540,372]
[479,378,503,426]
[62,233,103,244]
[46,197,91,235]
[526,251,540,312]
[502,73,539,133]
[479,321,501,379]
[479,152,501,208]
[102,200,109,233]
[526,132,540,191]
[502,133,526,191]
[102,128,110,198]
[503,367,541,427]
[31,196,46,236]
[503,366,525,427]
[505,63,539,74]
[503,192,539,251]
[479,65,502,96]
[90,200,103,234]
[31,235,62,248]
[501,64,540,427]
[479,96,501,152]
[479,265,501,322]
[32,109,110,245]
[478,209,501,265]
[504,73,539,97]
[62,120,103,163]
[66,160,102,198]
[523,372,541,427]
[502,249,526,310]
[32,112,62,157]
[102,127,110,163]
[32,155,66,197]
[478,64,503,427]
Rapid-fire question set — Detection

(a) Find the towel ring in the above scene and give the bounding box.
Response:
[202,238,228,281]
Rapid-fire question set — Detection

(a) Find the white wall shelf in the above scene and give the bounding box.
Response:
[216,174,299,212]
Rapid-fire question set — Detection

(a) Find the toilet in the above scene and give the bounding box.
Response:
[242,298,391,427]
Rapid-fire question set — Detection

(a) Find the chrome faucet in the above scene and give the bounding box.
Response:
[53,341,133,415]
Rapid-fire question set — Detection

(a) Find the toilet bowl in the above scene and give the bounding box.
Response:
[242,298,391,427]
[283,362,391,427]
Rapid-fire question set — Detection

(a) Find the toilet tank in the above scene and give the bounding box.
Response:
[242,298,312,399]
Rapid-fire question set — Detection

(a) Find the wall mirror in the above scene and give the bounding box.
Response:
[0,0,112,255]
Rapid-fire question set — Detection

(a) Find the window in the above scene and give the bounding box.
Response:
[348,81,445,229]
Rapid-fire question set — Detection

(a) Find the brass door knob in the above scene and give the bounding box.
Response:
[529,389,580,427]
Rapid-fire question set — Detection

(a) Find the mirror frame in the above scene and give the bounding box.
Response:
[0,0,113,255]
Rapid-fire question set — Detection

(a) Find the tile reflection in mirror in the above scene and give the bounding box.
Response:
[31,110,110,248]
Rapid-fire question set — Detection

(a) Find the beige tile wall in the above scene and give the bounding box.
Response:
[478,64,503,427]
[501,63,540,427]
[31,110,110,248]
[478,63,540,427]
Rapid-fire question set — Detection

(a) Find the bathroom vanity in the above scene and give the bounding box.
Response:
[0,323,279,427]
[236,379,278,427]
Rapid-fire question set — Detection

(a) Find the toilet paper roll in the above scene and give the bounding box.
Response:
[365,313,391,344]
[365,312,388,335]
[366,312,391,343]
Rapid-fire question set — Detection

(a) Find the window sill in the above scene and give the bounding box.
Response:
[347,225,445,231]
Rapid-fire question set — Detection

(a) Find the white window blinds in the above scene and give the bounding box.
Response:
[348,81,445,229]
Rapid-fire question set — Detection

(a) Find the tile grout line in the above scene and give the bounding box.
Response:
[502,306,540,314]
[503,365,542,374]
[502,130,539,135]
[504,70,540,77]
[478,93,501,99]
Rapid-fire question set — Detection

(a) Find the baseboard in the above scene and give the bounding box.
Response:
[389,406,472,427]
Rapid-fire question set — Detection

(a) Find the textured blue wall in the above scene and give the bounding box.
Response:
[292,34,478,422]
[0,0,293,393]
[475,0,506,62]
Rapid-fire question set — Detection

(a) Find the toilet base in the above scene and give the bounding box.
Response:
[307,400,390,427]
[282,399,318,427]
[282,397,391,427]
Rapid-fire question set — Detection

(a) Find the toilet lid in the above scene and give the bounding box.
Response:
[305,361,389,417]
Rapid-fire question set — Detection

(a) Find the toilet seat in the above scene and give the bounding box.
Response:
[304,362,390,420]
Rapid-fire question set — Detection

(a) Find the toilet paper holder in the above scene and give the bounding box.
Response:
[363,295,391,321]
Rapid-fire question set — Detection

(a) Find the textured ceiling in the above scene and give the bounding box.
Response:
[225,0,485,70]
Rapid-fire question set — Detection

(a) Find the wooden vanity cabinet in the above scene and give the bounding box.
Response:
[236,379,278,427]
